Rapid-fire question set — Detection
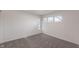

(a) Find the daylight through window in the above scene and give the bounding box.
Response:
[43,16,63,23]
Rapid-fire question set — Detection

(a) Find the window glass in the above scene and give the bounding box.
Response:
[54,16,63,23]
[48,16,54,23]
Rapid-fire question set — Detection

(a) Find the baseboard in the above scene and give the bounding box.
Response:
[44,32,79,46]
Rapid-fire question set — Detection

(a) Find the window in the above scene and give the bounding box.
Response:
[43,16,63,23]
[54,16,63,23]
[48,16,54,23]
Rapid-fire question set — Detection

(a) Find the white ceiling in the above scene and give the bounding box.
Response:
[0,10,56,16]
[24,10,55,16]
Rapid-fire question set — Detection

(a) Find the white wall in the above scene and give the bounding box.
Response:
[0,12,3,41]
[0,10,41,43]
[43,11,79,45]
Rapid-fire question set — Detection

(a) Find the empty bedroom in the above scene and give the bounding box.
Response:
[0,10,79,48]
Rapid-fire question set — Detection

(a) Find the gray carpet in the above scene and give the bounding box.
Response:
[0,33,79,48]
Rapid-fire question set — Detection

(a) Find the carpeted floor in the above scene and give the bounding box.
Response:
[0,33,79,48]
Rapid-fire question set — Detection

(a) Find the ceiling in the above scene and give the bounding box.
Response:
[24,10,55,16]
[0,10,56,16]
